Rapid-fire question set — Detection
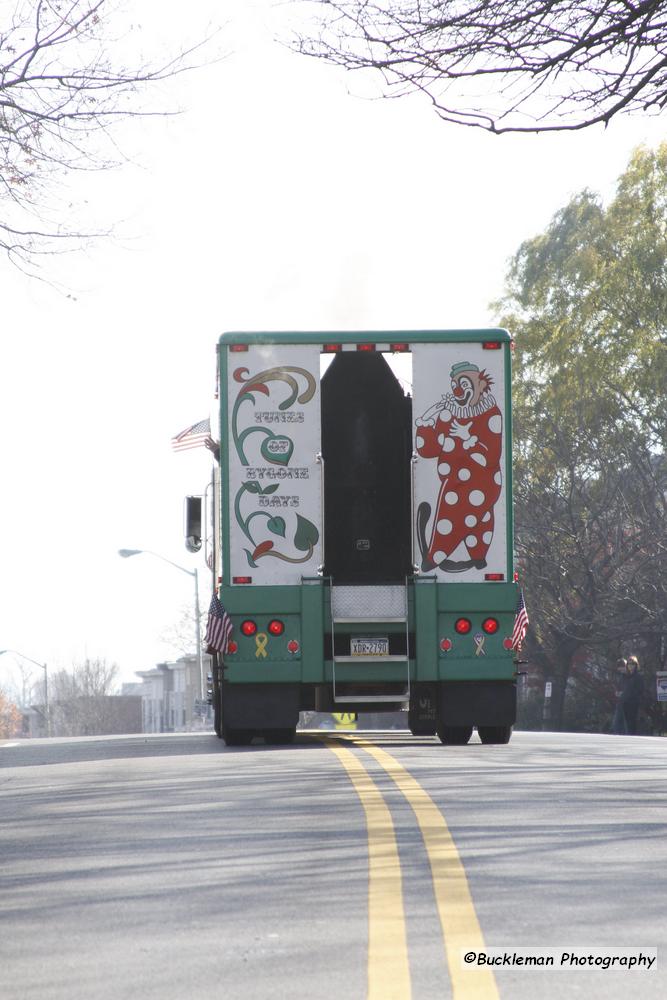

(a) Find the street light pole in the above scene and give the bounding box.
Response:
[118,548,205,699]
[0,649,49,737]
[193,566,203,700]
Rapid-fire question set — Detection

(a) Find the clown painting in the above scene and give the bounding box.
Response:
[415,359,503,573]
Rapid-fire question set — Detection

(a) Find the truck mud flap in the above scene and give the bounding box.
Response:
[408,683,438,735]
[221,683,300,729]
[439,681,516,727]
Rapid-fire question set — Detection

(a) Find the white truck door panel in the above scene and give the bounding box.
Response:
[412,343,509,581]
[226,345,322,585]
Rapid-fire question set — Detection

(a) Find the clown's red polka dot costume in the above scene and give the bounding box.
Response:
[415,361,502,571]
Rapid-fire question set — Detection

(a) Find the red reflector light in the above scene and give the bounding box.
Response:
[227,640,238,654]
[229,344,248,352]
[440,637,453,652]
[482,617,499,635]
[485,573,505,581]
[323,344,342,353]
[233,576,252,584]
[241,620,257,636]
[357,343,375,351]
[390,343,410,353]
[483,342,502,350]
[268,619,284,637]
[455,618,472,635]
[503,638,513,650]
[287,639,299,654]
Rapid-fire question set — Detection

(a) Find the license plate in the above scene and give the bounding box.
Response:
[351,637,389,657]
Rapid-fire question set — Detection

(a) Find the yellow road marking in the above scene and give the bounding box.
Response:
[353,739,500,1000]
[326,742,412,1000]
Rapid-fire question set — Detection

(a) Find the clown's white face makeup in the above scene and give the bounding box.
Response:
[452,374,478,406]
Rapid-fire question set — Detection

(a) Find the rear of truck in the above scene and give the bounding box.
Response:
[210,331,519,745]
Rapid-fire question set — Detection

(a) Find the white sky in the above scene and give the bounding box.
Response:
[2,0,666,693]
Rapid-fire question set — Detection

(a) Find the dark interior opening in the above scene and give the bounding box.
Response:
[321,352,413,584]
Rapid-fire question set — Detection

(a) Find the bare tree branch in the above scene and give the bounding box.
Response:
[294,1,667,132]
[0,0,219,272]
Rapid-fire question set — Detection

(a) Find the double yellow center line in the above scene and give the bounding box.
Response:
[326,737,499,1000]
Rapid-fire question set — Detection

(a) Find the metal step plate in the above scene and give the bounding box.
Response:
[331,585,407,620]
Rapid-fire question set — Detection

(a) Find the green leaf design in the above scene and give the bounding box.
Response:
[244,481,262,494]
[293,514,320,552]
[261,484,279,495]
[260,434,294,466]
[244,549,258,568]
[267,516,286,537]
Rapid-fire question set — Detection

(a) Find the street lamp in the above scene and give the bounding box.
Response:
[0,649,49,736]
[118,548,204,698]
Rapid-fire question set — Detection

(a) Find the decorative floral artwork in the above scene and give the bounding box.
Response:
[228,355,321,577]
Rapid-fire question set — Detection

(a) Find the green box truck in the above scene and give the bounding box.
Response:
[192,330,521,746]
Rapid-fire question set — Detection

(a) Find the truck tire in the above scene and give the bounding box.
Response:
[264,728,296,745]
[477,725,512,744]
[436,725,473,745]
[222,727,254,747]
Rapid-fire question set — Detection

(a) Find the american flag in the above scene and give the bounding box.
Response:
[171,418,212,452]
[205,594,233,655]
[511,589,529,650]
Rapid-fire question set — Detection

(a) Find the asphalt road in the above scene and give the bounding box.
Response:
[1,730,664,1000]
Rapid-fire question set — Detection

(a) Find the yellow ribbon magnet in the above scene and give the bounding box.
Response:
[255,632,268,659]
[474,633,486,656]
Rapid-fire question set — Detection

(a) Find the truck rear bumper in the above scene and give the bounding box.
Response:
[221,682,300,729]
[439,680,516,727]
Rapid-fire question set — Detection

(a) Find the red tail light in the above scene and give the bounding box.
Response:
[483,342,502,350]
[227,640,238,654]
[440,638,453,652]
[241,620,257,637]
[485,573,504,581]
[268,619,284,637]
[482,618,499,635]
[390,343,410,352]
[229,344,248,352]
[455,618,472,635]
[287,639,300,654]
[233,576,252,584]
[357,343,375,351]
[323,344,342,353]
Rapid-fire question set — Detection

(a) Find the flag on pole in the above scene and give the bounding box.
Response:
[171,418,211,452]
[205,594,233,655]
[511,589,529,650]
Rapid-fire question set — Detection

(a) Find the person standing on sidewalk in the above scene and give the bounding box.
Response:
[620,656,644,735]
[611,658,628,734]
[612,656,644,734]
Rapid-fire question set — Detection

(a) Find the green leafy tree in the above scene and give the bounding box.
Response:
[498,144,667,729]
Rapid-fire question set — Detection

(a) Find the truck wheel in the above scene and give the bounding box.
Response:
[222,727,253,747]
[436,725,473,745]
[477,725,512,745]
[264,728,296,745]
